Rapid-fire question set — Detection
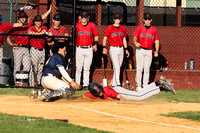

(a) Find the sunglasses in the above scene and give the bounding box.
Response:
[81,16,87,19]
[144,18,151,20]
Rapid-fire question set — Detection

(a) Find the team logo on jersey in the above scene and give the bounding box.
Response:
[111,32,124,37]
[78,31,92,36]
[139,33,154,39]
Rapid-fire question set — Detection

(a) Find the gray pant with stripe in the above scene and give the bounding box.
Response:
[13,47,31,83]
[113,82,160,100]
[136,47,152,87]
[29,47,45,87]
[109,46,124,86]
[75,46,93,87]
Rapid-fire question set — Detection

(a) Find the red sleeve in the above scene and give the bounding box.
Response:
[104,26,110,37]
[25,20,33,27]
[43,26,48,31]
[104,87,118,99]
[84,92,102,100]
[123,26,127,37]
[28,26,34,31]
[154,29,160,41]
[8,29,18,38]
[133,26,141,38]
[92,23,98,37]
[3,23,14,32]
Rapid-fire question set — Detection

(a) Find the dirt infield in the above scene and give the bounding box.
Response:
[0,95,200,133]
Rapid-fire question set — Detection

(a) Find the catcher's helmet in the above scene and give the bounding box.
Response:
[88,82,104,96]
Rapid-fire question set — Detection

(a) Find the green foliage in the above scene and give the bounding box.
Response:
[0,113,109,133]
[161,111,200,122]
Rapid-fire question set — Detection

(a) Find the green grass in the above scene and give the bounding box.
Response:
[0,113,109,133]
[148,89,200,103]
[161,111,200,122]
[0,88,200,103]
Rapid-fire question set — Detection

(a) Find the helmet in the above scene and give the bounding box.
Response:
[88,82,104,96]
[18,11,28,19]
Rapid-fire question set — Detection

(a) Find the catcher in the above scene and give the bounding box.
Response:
[30,42,79,101]
[84,76,175,101]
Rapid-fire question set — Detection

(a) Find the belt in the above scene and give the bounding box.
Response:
[34,47,44,51]
[141,47,151,50]
[16,44,28,48]
[77,46,92,49]
[111,46,123,48]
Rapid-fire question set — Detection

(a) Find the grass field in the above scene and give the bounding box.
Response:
[0,88,200,132]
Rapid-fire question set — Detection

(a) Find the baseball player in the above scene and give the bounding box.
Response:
[102,13,129,87]
[84,76,175,101]
[133,13,160,91]
[34,42,79,101]
[47,14,69,55]
[7,8,52,86]
[0,15,24,65]
[75,11,98,90]
[27,15,49,87]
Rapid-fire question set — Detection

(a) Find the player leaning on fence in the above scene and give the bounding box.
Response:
[27,15,51,87]
[7,8,52,86]
[133,13,160,91]
[102,13,129,87]
[0,15,24,65]
[75,11,98,90]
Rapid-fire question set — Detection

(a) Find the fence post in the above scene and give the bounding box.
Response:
[96,0,102,26]
[136,0,144,26]
[176,0,182,27]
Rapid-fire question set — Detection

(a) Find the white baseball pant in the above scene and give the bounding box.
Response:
[109,46,124,86]
[29,47,45,87]
[75,46,93,87]
[113,82,160,100]
[136,47,152,87]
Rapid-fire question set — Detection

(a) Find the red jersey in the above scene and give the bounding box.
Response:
[133,24,160,50]
[76,22,98,46]
[84,86,118,100]
[0,23,14,46]
[28,25,47,49]
[104,25,127,47]
[8,21,33,46]
[48,26,68,40]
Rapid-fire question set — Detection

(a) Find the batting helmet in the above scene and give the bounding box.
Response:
[88,82,104,96]
[18,11,28,19]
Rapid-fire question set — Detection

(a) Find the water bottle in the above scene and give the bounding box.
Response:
[184,61,187,70]
[190,59,194,70]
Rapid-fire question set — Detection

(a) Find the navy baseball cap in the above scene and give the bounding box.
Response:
[33,15,43,22]
[18,11,28,19]
[80,11,88,18]
[53,14,61,21]
[113,13,121,19]
[144,13,152,19]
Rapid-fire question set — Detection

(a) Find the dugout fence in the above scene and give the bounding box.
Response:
[0,0,199,89]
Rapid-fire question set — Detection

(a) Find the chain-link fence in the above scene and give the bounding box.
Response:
[0,0,199,89]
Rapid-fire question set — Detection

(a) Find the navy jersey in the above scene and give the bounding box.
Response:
[43,53,64,77]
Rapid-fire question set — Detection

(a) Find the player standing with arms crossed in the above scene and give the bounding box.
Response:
[75,11,98,90]
[47,14,69,55]
[0,15,23,65]
[27,15,49,87]
[133,13,160,91]
[7,8,52,86]
[102,13,129,87]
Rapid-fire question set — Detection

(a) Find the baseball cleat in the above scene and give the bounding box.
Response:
[157,76,176,95]
[63,87,75,98]
[29,90,38,99]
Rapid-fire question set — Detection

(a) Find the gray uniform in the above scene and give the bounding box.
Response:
[113,82,160,100]
[29,47,45,87]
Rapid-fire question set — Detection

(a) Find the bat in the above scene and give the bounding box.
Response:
[101,57,108,86]
[66,58,71,71]
[124,58,130,90]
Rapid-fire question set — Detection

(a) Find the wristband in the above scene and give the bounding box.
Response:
[22,22,28,26]
[45,32,49,35]
[93,41,98,46]
[102,46,106,48]
[124,48,128,51]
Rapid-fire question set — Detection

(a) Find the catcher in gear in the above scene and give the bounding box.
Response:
[30,42,79,102]
[84,76,175,101]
